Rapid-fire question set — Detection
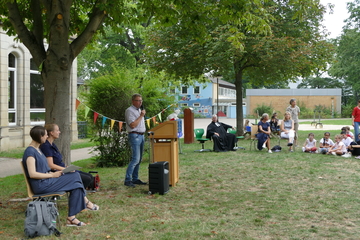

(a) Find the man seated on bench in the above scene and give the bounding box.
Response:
[206,114,237,152]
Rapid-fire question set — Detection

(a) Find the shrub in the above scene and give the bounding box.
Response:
[91,128,131,167]
[253,104,273,117]
[81,67,174,167]
[342,104,354,118]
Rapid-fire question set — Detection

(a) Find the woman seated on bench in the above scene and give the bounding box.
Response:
[22,126,99,227]
[40,123,94,190]
[280,111,295,152]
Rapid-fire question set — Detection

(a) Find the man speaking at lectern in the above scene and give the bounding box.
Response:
[206,114,237,152]
[124,94,147,187]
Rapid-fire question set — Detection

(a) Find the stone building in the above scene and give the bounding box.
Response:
[0,27,78,151]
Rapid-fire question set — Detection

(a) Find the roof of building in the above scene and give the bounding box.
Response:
[208,76,236,89]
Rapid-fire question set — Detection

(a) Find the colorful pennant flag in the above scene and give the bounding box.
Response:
[102,116,107,128]
[85,106,90,118]
[75,99,80,110]
[94,112,99,123]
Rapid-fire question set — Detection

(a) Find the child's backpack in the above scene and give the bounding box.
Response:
[24,200,61,238]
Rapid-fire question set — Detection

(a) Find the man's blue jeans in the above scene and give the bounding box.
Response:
[125,133,144,183]
[355,121,360,142]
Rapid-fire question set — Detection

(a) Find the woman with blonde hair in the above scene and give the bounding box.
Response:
[40,123,94,190]
[23,126,99,227]
[280,111,295,152]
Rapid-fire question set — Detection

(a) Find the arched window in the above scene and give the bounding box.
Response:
[30,59,45,123]
[8,53,16,124]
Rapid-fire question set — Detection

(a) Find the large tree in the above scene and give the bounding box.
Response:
[329,0,360,103]
[145,0,334,134]
[0,0,217,164]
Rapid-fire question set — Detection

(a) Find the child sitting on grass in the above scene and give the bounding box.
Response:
[302,133,317,153]
[319,132,334,154]
[327,134,347,156]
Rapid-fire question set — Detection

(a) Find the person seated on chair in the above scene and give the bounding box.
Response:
[280,111,295,152]
[23,126,99,227]
[206,114,237,152]
[257,113,272,153]
[40,123,94,190]
[270,112,280,135]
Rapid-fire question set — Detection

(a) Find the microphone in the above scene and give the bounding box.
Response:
[140,104,146,119]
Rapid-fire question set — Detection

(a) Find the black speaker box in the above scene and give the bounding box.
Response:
[148,161,169,195]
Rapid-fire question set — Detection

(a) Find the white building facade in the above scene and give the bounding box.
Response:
[0,27,78,151]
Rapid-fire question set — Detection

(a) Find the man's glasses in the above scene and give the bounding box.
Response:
[134,100,143,102]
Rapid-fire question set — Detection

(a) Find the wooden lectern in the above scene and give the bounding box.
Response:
[149,121,179,186]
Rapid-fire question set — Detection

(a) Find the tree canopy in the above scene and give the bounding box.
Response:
[145,0,334,134]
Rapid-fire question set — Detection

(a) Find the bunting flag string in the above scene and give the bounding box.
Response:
[75,98,175,130]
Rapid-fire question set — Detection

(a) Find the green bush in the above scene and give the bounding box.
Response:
[342,104,354,118]
[253,103,273,117]
[91,128,131,167]
[81,67,175,167]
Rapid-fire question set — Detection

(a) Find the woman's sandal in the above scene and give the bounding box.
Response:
[86,201,100,211]
[66,217,86,227]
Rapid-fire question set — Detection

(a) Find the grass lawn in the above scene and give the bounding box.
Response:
[299,119,352,126]
[1,130,360,239]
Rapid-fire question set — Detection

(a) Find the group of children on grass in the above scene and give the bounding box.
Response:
[302,126,360,159]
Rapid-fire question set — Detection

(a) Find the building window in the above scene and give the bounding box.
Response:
[8,53,16,125]
[181,103,188,107]
[193,103,200,107]
[194,86,200,94]
[181,86,188,94]
[30,59,45,123]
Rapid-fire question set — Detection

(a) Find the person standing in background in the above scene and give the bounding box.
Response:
[286,98,300,145]
[352,100,360,142]
[124,94,147,188]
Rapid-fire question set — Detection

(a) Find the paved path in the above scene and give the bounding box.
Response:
[0,118,349,178]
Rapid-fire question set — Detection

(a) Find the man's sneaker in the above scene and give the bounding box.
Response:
[124,181,135,188]
[132,179,147,185]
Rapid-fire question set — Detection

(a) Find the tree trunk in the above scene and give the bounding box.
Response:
[42,2,74,166]
[42,57,73,166]
[234,65,244,136]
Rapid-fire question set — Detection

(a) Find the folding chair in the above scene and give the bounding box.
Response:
[227,128,245,150]
[21,162,66,201]
[21,162,66,229]
[194,128,211,152]
[249,125,259,151]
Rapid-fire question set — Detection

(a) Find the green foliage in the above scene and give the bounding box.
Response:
[253,104,273,117]
[145,0,335,135]
[342,104,355,118]
[91,128,131,167]
[81,67,175,167]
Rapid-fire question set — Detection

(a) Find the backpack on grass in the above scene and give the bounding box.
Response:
[24,200,61,238]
